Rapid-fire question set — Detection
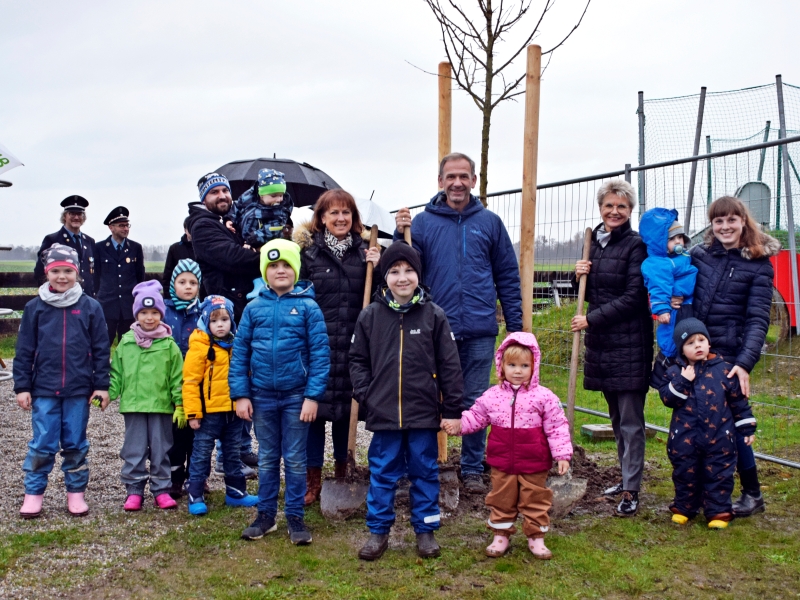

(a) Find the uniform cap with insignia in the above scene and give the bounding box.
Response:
[60,195,89,213]
[104,206,130,226]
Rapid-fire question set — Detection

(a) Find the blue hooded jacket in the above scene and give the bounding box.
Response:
[639,208,698,316]
[393,192,522,339]
[228,280,330,401]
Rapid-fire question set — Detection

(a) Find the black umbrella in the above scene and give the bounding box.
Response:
[215,158,341,207]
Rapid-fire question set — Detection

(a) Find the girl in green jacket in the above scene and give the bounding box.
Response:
[109,280,184,512]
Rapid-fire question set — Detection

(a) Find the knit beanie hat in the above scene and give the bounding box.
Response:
[668,221,689,244]
[197,295,237,335]
[673,317,710,354]
[197,172,231,203]
[132,280,167,318]
[169,259,203,310]
[260,239,301,285]
[42,243,80,274]
[380,241,422,279]
[257,169,287,197]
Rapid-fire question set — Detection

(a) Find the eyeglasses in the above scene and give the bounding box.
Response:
[114,223,132,229]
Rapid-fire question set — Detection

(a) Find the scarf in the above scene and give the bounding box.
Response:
[383,286,424,313]
[324,229,353,260]
[169,259,203,311]
[130,322,172,349]
[212,333,235,349]
[38,282,83,308]
[596,225,612,248]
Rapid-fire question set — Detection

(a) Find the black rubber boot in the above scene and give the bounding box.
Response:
[416,532,441,558]
[358,533,390,560]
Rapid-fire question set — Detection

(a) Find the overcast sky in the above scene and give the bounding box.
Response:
[2,0,799,246]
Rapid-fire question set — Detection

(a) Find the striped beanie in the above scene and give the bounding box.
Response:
[197,172,231,203]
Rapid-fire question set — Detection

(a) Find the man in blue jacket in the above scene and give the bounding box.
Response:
[394,153,523,493]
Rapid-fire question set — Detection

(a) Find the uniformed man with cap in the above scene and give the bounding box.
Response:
[34,196,97,295]
[94,206,145,344]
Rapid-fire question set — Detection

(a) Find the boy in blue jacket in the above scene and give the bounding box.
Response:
[639,207,698,360]
[659,318,756,528]
[230,239,329,544]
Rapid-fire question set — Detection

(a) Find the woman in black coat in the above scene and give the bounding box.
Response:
[681,196,779,517]
[571,179,653,517]
[296,190,380,505]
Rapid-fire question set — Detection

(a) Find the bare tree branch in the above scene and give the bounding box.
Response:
[542,0,591,55]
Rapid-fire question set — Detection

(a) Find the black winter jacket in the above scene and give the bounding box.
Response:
[349,288,464,431]
[582,220,654,393]
[13,294,111,397]
[186,202,261,321]
[162,235,195,285]
[297,227,373,420]
[689,237,779,372]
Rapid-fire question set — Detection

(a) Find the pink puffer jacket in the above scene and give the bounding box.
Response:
[461,331,572,474]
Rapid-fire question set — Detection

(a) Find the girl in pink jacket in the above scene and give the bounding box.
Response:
[445,331,572,559]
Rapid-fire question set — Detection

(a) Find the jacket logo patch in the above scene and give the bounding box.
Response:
[71,310,81,315]
[290,307,299,315]
[410,329,421,334]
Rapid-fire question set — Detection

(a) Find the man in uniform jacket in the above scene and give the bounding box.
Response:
[94,206,145,344]
[34,195,96,296]
[187,173,261,322]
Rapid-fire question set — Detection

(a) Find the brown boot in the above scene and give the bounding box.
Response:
[304,467,322,506]
[334,461,347,479]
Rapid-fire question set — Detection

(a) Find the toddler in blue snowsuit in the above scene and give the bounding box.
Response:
[659,318,756,528]
[230,169,294,249]
[639,207,698,358]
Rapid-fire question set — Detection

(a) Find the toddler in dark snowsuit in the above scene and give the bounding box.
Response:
[658,318,757,528]
[230,169,294,249]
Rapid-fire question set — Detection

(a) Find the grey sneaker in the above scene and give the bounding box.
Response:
[462,473,486,494]
[240,451,259,467]
[603,482,624,496]
[395,476,411,500]
[242,512,277,540]
[241,463,258,480]
[214,462,225,476]
[287,515,312,545]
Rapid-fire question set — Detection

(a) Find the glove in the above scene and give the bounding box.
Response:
[173,405,187,429]
[91,395,102,408]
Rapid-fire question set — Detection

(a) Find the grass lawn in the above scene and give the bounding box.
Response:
[0,260,165,272]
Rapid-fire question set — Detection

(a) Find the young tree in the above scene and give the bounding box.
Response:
[422,0,591,202]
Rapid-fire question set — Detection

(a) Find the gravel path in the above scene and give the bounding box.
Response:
[0,359,373,599]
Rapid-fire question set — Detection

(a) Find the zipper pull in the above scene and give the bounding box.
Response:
[729,267,734,278]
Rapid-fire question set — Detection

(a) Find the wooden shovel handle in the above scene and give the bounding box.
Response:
[566,227,593,435]
[348,225,380,461]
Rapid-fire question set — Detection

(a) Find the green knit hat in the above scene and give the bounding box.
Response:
[260,239,301,285]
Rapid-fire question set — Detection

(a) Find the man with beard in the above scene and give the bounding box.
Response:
[186,173,261,322]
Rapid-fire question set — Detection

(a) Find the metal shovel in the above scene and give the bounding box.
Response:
[320,226,378,521]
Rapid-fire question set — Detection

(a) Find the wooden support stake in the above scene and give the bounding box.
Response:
[567,228,593,434]
[438,61,452,166]
[519,45,541,333]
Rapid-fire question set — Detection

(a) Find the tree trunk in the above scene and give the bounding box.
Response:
[479,0,495,206]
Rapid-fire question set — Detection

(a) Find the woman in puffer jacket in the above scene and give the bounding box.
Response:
[682,196,779,517]
[452,332,571,560]
[295,190,381,505]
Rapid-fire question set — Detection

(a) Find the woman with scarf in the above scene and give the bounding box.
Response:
[295,190,380,505]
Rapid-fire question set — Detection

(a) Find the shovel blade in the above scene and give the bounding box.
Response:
[320,478,369,521]
[438,466,459,512]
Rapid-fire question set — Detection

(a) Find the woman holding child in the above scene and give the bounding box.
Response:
[295,190,381,505]
[676,196,779,517]
[571,179,653,517]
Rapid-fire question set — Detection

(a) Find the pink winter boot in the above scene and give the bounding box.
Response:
[153,493,178,510]
[124,494,143,512]
[67,492,89,517]
[20,494,44,519]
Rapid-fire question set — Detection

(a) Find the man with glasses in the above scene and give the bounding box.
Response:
[34,195,97,295]
[94,206,145,345]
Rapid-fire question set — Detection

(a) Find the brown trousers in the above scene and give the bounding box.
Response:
[485,468,552,539]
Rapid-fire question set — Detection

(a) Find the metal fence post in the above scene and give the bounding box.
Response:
[684,87,707,233]
[776,74,800,334]
[637,91,646,213]
[706,135,712,206]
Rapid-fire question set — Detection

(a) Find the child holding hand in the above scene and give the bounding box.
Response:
[444,331,572,560]
[230,239,329,545]
[182,295,258,515]
[15,244,111,519]
[109,280,184,511]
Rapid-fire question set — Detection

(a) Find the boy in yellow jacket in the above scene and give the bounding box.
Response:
[183,295,258,515]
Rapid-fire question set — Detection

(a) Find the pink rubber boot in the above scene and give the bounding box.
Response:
[528,537,553,560]
[67,492,89,517]
[20,494,44,519]
[153,493,178,510]
[485,535,510,558]
[124,494,143,512]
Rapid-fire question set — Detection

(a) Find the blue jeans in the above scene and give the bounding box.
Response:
[367,430,440,534]
[216,419,253,463]
[23,396,90,495]
[307,415,349,468]
[457,336,496,476]
[251,390,309,518]
[188,412,245,498]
